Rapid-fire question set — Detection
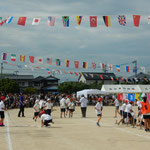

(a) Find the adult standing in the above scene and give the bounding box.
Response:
[0,96,7,127]
[140,93,150,132]
[80,95,88,118]
[18,93,25,117]
[114,98,121,118]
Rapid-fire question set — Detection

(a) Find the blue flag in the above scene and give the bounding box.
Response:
[128,94,135,102]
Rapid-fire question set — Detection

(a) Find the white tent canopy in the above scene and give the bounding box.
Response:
[77,89,106,98]
[101,84,150,93]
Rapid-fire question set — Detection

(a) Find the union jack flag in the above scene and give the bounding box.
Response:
[118,15,126,26]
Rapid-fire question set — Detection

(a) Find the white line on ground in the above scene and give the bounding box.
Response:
[6,113,13,150]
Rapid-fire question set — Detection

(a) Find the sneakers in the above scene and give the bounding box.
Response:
[96,122,100,127]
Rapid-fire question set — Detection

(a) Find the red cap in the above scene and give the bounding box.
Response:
[40,111,45,114]
[98,98,102,102]
[67,95,70,98]
[1,96,5,100]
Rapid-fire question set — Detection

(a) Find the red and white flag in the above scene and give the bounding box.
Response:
[108,64,113,71]
[48,16,55,26]
[17,17,27,26]
[37,57,43,63]
[90,16,97,27]
[32,18,40,25]
[100,63,105,70]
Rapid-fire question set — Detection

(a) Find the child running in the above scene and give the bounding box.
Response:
[95,97,103,127]
[33,100,40,121]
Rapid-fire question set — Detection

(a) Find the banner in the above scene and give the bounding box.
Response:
[62,16,69,27]
[90,16,97,27]
[133,15,140,27]
[117,93,123,101]
[103,16,111,27]
[17,17,27,26]
[76,16,83,25]
[128,94,135,102]
[118,15,126,26]
[48,16,55,26]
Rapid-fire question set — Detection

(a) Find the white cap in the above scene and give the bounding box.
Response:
[35,100,39,103]
[47,98,51,101]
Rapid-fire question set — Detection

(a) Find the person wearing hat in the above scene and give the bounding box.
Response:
[0,96,7,127]
[80,95,88,118]
[40,111,54,128]
[140,93,150,132]
[45,98,53,116]
[33,100,40,121]
[95,97,103,127]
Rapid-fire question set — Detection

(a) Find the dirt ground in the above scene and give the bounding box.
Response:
[0,106,150,150]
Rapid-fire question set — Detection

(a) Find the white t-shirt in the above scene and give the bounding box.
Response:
[131,112,137,119]
[68,102,75,109]
[66,98,70,106]
[125,104,132,113]
[80,97,88,107]
[95,102,102,115]
[0,101,5,111]
[120,103,126,111]
[60,98,66,109]
[39,100,45,109]
[41,114,52,121]
[33,103,40,112]
[45,102,53,109]
[137,101,142,108]
[114,99,119,106]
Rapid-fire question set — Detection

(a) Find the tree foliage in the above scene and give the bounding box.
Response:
[23,87,37,94]
[58,82,103,94]
[0,78,19,93]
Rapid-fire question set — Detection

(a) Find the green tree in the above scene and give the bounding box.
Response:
[58,82,89,94]
[23,87,37,94]
[0,78,19,93]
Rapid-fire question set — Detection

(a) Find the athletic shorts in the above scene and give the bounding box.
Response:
[123,112,127,119]
[34,112,39,117]
[0,111,5,119]
[67,107,69,110]
[127,113,132,118]
[143,115,150,119]
[61,108,66,112]
[69,109,74,112]
[120,110,124,116]
[97,114,102,117]
[115,106,119,110]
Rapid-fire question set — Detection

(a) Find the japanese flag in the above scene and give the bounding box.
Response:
[32,18,40,25]
[37,57,43,63]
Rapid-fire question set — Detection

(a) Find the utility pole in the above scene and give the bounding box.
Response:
[103,64,108,73]
[132,60,137,77]
[1,63,3,80]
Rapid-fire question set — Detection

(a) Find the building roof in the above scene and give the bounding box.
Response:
[128,72,150,80]
[78,72,116,81]
[34,75,59,82]
[3,74,34,80]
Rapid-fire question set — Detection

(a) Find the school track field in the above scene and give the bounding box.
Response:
[0,106,150,150]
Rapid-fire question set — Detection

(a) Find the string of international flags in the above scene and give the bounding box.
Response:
[0,15,149,27]
[1,52,147,77]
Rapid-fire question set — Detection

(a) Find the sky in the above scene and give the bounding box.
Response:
[0,0,150,82]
